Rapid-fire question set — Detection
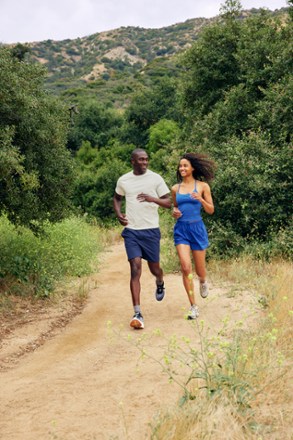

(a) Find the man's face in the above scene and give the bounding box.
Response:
[131,151,149,175]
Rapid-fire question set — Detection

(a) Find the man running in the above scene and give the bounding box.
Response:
[113,148,171,329]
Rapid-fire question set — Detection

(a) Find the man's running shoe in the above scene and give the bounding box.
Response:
[155,282,165,301]
[130,312,144,329]
[187,305,199,320]
[200,281,209,298]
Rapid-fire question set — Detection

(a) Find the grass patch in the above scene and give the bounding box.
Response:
[161,259,292,438]
[111,254,292,439]
[0,215,115,298]
[157,215,292,438]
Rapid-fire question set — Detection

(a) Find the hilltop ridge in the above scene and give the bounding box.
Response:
[14,7,288,107]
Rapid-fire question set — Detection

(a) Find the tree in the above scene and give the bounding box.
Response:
[176,6,292,249]
[147,119,180,153]
[0,47,74,227]
[179,14,242,120]
[219,0,242,18]
[236,11,291,95]
[289,0,293,20]
[252,76,293,146]
[207,133,292,239]
[178,6,292,142]
[75,140,99,165]
[73,142,133,219]
[10,43,30,61]
[67,101,123,151]
[122,78,179,146]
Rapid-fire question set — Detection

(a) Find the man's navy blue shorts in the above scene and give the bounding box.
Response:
[121,228,161,262]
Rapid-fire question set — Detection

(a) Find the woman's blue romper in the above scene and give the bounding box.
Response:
[174,182,209,250]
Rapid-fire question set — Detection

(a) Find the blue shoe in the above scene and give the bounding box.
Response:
[155,282,165,301]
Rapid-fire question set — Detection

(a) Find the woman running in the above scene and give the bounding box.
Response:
[171,152,215,319]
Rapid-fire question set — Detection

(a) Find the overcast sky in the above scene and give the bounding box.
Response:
[0,0,288,44]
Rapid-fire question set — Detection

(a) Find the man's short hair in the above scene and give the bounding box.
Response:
[131,148,147,160]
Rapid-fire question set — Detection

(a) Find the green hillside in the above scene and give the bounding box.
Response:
[22,7,287,108]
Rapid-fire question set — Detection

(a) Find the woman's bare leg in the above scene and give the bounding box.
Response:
[192,250,207,283]
[176,244,196,306]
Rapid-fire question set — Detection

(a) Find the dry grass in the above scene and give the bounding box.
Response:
[151,395,256,440]
[150,258,293,439]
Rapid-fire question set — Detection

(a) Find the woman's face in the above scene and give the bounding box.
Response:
[178,158,194,177]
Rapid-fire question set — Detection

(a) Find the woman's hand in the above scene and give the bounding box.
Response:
[172,207,182,219]
[190,183,214,215]
[190,192,203,203]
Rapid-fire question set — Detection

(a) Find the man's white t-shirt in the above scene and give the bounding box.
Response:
[115,169,169,230]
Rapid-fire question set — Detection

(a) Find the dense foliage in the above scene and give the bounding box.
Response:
[177,7,292,251]
[0,215,103,297]
[0,47,75,227]
[67,101,124,151]
[73,141,132,219]
[0,3,291,266]
[70,5,292,257]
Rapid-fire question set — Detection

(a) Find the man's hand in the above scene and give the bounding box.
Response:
[117,213,128,226]
[137,193,154,203]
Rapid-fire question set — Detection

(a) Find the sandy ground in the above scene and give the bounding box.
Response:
[0,243,261,440]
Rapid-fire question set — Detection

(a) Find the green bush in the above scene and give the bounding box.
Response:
[206,132,292,240]
[0,47,74,227]
[207,221,246,259]
[242,222,293,261]
[73,145,132,220]
[0,215,102,297]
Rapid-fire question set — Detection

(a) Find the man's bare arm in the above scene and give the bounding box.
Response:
[136,193,171,209]
[113,192,128,225]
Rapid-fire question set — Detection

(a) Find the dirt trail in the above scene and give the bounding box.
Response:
[0,243,260,440]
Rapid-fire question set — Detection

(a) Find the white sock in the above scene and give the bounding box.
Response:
[134,305,141,313]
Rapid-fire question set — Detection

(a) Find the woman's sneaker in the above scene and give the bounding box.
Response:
[130,312,144,329]
[188,305,199,320]
[200,281,209,298]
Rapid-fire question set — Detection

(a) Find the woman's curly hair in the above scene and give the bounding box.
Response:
[176,153,216,182]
